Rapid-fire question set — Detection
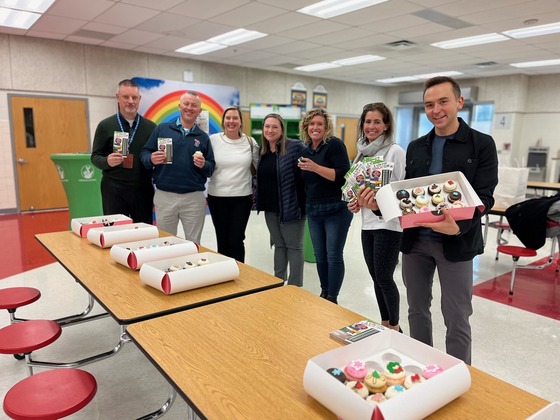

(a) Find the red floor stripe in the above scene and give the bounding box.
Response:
[473,253,560,320]
[0,211,69,280]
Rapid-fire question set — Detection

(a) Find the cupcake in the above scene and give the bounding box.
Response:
[443,180,457,193]
[326,368,347,384]
[197,258,209,266]
[422,364,444,379]
[364,370,387,394]
[399,198,413,210]
[411,187,425,198]
[448,191,462,203]
[396,189,410,200]
[384,361,405,386]
[419,206,431,213]
[427,183,441,195]
[344,360,368,381]
[346,381,369,398]
[385,384,406,399]
[451,200,466,208]
[404,373,425,389]
[366,393,387,406]
[415,195,429,208]
[431,193,444,206]
[402,207,417,216]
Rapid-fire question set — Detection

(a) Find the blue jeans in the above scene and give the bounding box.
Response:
[307,204,353,297]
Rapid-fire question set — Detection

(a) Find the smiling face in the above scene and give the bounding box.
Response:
[423,81,464,136]
[116,85,141,120]
[263,116,282,144]
[178,92,202,128]
[363,110,387,143]
[307,115,326,145]
[223,108,242,138]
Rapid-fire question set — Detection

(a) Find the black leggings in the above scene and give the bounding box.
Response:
[207,195,253,262]
[361,229,402,325]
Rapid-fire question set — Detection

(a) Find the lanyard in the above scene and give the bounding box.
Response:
[116,113,140,146]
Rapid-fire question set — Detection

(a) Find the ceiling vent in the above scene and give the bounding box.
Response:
[475,61,499,68]
[385,40,416,50]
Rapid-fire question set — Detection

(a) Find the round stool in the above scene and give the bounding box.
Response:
[0,320,62,370]
[3,368,97,420]
[497,245,537,295]
[0,287,41,321]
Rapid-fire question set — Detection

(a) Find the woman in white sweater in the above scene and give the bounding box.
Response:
[348,102,405,332]
[208,106,259,262]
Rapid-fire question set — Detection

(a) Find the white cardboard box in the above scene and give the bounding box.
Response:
[110,237,199,270]
[86,223,159,248]
[527,402,560,420]
[71,214,132,237]
[375,171,484,229]
[139,252,239,295]
[303,330,471,420]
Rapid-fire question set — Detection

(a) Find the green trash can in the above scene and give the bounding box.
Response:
[304,220,316,263]
[50,153,103,222]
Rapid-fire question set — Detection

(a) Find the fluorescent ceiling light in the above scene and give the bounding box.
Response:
[298,0,388,19]
[502,21,560,39]
[431,33,509,49]
[0,0,54,13]
[176,41,227,55]
[376,76,418,84]
[294,62,342,72]
[414,71,463,79]
[510,59,560,68]
[207,28,267,46]
[0,7,40,29]
[332,55,385,65]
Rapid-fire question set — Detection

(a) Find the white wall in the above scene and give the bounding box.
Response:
[1,34,559,212]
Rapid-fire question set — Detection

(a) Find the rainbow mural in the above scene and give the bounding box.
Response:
[133,77,240,135]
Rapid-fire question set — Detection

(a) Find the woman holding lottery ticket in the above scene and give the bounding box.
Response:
[347,102,406,332]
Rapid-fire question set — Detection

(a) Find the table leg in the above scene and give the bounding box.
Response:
[136,386,177,420]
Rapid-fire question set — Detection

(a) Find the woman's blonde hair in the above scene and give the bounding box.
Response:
[299,108,334,145]
[260,113,287,156]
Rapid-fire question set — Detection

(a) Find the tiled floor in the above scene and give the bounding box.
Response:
[1,211,559,419]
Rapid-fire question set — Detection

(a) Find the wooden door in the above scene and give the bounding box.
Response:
[336,117,358,161]
[11,96,89,211]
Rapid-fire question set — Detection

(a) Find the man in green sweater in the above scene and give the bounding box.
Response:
[91,79,157,224]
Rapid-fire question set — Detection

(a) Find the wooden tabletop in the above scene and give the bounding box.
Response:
[127,286,549,420]
[527,181,560,192]
[35,231,283,324]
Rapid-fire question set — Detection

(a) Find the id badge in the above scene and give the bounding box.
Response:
[122,153,134,169]
[113,131,129,155]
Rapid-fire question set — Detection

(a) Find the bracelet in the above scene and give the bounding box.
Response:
[454,229,461,236]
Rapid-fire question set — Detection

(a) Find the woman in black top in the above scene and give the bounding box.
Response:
[297,108,353,304]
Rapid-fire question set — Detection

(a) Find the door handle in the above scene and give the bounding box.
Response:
[18,158,29,164]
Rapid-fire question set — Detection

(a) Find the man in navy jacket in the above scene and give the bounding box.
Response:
[140,91,215,243]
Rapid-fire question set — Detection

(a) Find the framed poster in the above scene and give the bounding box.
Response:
[313,92,327,108]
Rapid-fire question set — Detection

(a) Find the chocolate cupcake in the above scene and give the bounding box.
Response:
[448,191,462,203]
[396,189,410,200]
[427,183,441,195]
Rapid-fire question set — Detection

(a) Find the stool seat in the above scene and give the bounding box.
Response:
[3,368,97,420]
[497,245,537,258]
[0,287,41,310]
[491,222,511,230]
[0,320,61,355]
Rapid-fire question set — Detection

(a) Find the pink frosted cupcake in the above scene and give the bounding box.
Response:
[344,360,367,381]
[422,364,444,379]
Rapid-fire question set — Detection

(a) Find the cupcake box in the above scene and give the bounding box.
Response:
[110,237,199,270]
[303,329,471,420]
[375,171,484,229]
[139,252,239,295]
[527,402,560,420]
[86,222,159,248]
[71,214,132,237]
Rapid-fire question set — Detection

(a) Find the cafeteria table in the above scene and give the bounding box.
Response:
[127,286,550,419]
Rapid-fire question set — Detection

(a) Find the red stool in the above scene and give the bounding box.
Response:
[489,221,512,260]
[0,287,41,324]
[3,368,97,420]
[496,245,537,295]
[0,320,62,375]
